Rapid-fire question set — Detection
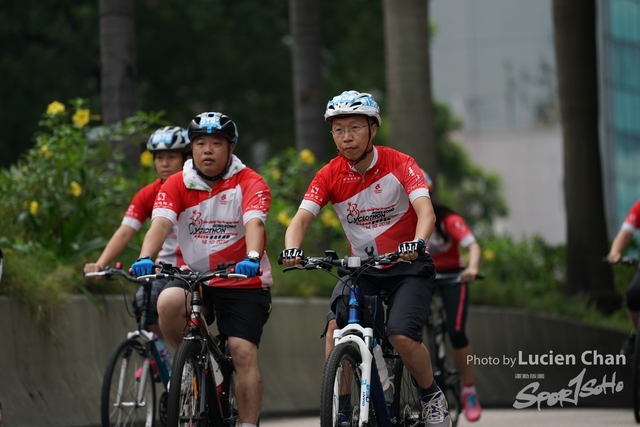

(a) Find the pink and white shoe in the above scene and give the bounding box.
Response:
[461,389,482,422]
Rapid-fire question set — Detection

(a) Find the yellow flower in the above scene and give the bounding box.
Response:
[140,151,153,168]
[70,181,82,197]
[271,169,282,182]
[41,145,53,159]
[119,177,126,186]
[29,201,39,216]
[277,210,292,227]
[483,249,495,262]
[320,209,341,230]
[46,101,65,115]
[72,108,90,128]
[299,149,315,165]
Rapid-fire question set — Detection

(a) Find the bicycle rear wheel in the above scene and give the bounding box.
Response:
[390,360,422,427]
[101,338,156,427]
[166,339,221,427]
[321,343,377,427]
[634,325,640,422]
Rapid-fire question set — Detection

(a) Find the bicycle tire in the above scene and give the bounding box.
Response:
[218,340,241,427]
[390,359,423,427]
[634,325,640,422]
[101,338,156,427]
[321,343,378,427]
[166,339,221,427]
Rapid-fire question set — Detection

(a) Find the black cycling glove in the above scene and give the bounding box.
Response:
[398,238,426,256]
[278,248,304,265]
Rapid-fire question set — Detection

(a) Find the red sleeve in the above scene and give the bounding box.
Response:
[240,169,271,218]
[441,214,474,245]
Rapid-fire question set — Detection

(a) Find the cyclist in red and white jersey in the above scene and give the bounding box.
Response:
[281,90,451,427]
[606,199,640,356]
[84,126,191,339]
[423,171,482,422]
[131,112,272,427]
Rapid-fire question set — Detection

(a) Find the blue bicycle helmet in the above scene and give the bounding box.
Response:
[324,90,382,126]
[187,112,238,144]
[146,126,191,153]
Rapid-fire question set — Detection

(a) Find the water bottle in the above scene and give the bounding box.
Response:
[154,334,172,372]
[384,355,396,405]
[373,342,390,391]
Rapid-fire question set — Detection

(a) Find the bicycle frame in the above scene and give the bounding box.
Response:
[285,249,398,427]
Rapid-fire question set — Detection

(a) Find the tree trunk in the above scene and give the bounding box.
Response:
[553,0,619,314]
[382,0,437,190]
[100,0,140,168]
[289,0,327,162]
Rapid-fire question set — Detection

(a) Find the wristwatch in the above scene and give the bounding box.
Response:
[247,250,260,262]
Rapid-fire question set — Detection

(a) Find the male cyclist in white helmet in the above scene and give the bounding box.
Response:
[281,90,451,426]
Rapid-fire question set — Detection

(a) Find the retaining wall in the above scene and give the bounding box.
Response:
[0,296,631,426]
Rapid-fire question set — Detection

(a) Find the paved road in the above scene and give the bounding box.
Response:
[261,408,634,426]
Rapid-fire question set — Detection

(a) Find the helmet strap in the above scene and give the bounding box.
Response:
[193,142,233,183]
[338,118,374,166]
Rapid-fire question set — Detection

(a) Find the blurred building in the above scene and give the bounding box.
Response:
[430,0,640,244]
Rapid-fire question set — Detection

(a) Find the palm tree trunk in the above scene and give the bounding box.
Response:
[383,0,437,188]
[100,0,140,168]
[553,0,619,314]
[289,0,327,162]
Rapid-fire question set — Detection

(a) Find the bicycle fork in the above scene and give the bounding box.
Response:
[333,325,391,427]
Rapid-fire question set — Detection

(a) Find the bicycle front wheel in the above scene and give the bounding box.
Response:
[166,339,220,427]
[101,338,156,427]
[321,343,377,427]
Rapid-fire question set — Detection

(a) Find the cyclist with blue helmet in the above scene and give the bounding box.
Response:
[84,125,191,337]
[131,112,273,427]
[281,90,452,427]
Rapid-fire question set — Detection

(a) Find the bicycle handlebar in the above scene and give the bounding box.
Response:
[432,272,485,286]
[85,261,249,287]
[282,248,403,274]
[602,256,639,267]
[84,266,143,284]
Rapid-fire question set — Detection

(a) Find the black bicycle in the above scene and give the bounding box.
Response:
[425,272,484,427]
[605,256,640,423]
[139,261,248,427]
[85,264,171,427]
[282,248,433,427]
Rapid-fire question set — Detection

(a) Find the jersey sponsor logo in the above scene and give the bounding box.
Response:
[304,185,324,203]
[220,194,227,205]
[345,202,396,228]
[374,183,382,194]
[157,192,166,201]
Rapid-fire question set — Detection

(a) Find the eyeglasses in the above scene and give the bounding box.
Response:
[330,124,369,137]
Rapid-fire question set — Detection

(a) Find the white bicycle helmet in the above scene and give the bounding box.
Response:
[324,90,382,126]
[146,126,191,153]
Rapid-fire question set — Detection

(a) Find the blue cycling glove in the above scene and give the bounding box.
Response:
[131,256,155,276]
[235,257,260,277]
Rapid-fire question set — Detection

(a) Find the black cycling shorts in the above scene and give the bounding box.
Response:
[133,278,169,326]
[164,280,272,346]
[327,254,436,342]
[627,270,640,312]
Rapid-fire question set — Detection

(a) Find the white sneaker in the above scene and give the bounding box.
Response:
[421,389,452,427]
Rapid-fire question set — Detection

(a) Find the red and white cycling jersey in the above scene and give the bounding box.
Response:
[300,146,430,257]
[622,200,640,233]
[122,178,183,266]
[428,213,476,271]
[152,157,273,289]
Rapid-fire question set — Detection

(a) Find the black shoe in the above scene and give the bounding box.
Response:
[621,333,636,356]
